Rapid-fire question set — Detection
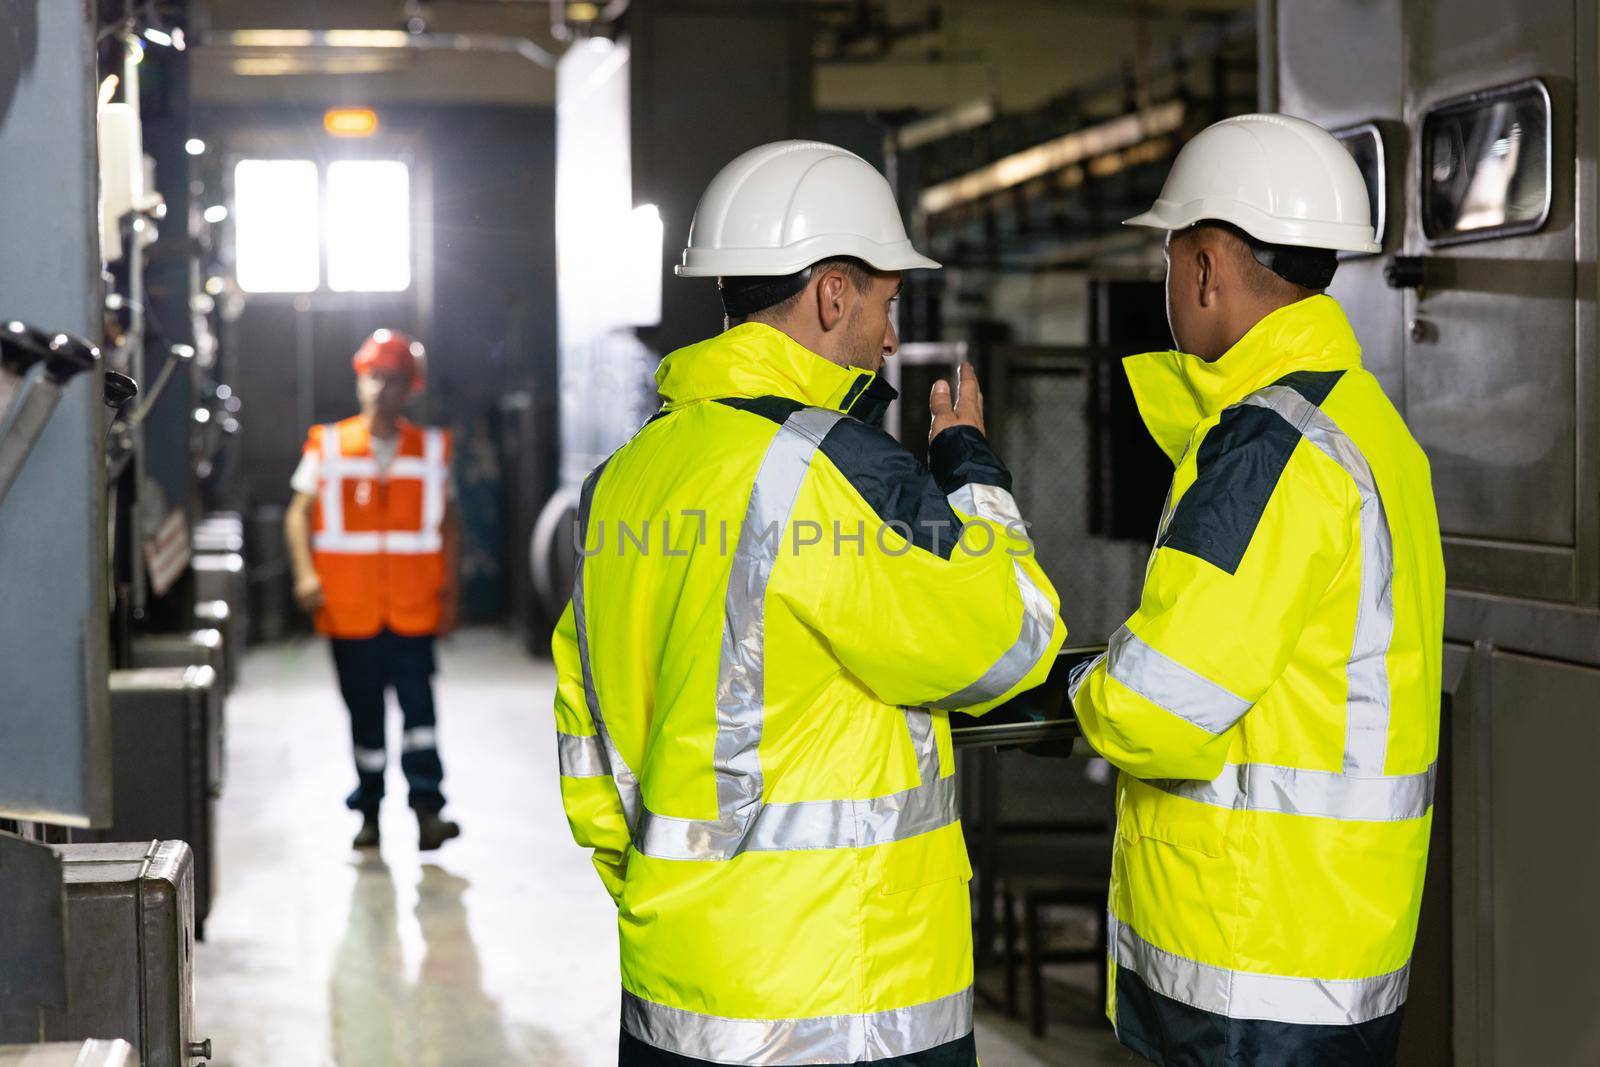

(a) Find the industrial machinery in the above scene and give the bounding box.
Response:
[36,842,208,1067]
[128,633,228,799]
[1264,0,1599,1061]
[0,1041,138,1066]
[97,671,221,942]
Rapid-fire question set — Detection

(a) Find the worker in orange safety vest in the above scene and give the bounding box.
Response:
[284,329,463,852]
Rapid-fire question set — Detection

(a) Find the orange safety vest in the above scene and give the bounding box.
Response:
[307,416,451,639]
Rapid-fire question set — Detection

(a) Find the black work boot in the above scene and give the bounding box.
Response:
[417,810,460,851]
[353,812,381,850]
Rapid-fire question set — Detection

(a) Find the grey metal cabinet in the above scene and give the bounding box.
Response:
[1274,0,1408,405]
[98,670,219,940]
[1400,5,1589,602]
[39,841,208,1066]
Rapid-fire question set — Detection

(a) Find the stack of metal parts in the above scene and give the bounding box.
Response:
[90,670,221,942]
[189,514,246,649]
[0,1040,138,1066]
[38,842,210,1066]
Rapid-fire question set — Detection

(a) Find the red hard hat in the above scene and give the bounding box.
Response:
[353,329,425,393]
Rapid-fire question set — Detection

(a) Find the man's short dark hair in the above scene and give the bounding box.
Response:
[725,257,881,325]
[1190,220,1336,298]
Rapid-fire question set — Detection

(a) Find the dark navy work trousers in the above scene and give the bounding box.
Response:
[330,629,446,815]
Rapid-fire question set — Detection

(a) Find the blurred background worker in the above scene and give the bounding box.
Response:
[1068,115,1444,1067]
[553,141,1066,1066]
[284,330,463,853]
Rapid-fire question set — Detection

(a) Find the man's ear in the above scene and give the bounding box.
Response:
[1195,242,1219,310]
[815,269,849,332]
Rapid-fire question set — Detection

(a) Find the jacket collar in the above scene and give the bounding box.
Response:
[1122,294,1363,464]
[655,323,891,420]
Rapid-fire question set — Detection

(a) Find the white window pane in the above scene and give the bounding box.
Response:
[326,160,411,292]
[234,159,320,293]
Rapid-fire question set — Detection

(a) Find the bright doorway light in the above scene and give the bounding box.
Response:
[234,159,320,293]
[326,160,411,293]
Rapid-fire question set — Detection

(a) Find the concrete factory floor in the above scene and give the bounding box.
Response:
[195,628,1134,1066]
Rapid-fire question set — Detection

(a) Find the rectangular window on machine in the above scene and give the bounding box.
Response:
[1333,122,1386,252]
[326,159,412,292]
[1422,78,1552,245]
[234,158,320,293]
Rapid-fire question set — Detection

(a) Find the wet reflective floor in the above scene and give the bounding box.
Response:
[195,629,1126,1066]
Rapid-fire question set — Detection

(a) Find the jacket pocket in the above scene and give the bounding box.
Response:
[882,822,973,895]
[1117,780,1226,858]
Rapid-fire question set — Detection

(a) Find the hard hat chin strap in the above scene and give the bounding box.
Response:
[719,267,815,319]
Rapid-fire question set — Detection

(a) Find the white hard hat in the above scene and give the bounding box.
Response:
[676,140,940,278]
[1125,113,1381,254]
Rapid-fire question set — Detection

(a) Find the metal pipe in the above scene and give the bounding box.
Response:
[0,333,100,507]
[0,321,53,429]
[202,28,558,69]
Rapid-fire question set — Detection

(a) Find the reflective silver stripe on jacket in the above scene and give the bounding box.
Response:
[1110,912,1409,1026]
[556,731,610,779]
[929,561,1056,710]
[572,458,644,829]
[946,482,1022,527]
[1147,760,1436,822]
[631,407,962,861]
[622,985,974,1065]
[1103,625,1252,734]
[1243,386,1395,775]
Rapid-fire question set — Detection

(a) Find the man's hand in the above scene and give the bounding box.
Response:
[929,361,986,444]
[293,572,325,615]
[438,587,460,637]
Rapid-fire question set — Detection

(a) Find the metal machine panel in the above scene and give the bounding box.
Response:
[1483,652,1600,1062]
[0,0,112,829]
[1402,5,1582,588]
[1273,0,1407,403]
[0,835,67,1041]
[0,1041,137,1066]
[100,671,217,941]
[40,841,205,1066]
[129,633,227,794]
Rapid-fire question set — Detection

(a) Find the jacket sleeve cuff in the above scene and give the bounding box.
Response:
[928,425,1012,495]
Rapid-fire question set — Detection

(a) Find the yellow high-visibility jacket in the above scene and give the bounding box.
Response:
[553,323,1065,1065]
[1071,295,1444,1065]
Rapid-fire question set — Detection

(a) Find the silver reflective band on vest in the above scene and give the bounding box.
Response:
[1148,760,1436,822]
[1111,912,1409,1026]
[1243,386,1395,776]
[556,731,610,778]
[1103,625,1251,734]
[572,458,645,830]
[632,406,965,860]
[622,985,973,1065]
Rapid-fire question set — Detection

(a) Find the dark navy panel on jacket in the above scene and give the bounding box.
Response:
[1157,369,1347,575]
[1115,967,1402,1067]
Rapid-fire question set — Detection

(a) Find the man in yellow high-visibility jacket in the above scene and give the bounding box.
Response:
[1070,114,1445,1065]
[551,140,1066,1065]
